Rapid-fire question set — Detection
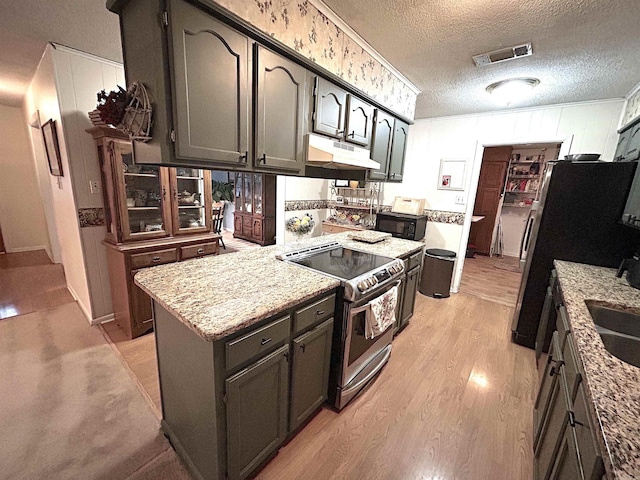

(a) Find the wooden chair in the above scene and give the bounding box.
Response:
[212,203,226,249]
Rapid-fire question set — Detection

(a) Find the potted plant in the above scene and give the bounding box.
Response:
[211,181,234,203]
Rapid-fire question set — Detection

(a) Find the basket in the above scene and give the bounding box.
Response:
[119,82,152,143]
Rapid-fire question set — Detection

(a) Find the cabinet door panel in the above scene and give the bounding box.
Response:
[252,218,263,240]
[345,96,374,148]
[534,332,564,451]
[400,266,419,328]
[388,120,409,182]
[226,345,289,480]
[255,45,306,173]
[290,318,334,431]
[623,123,640,162]
[313,77,347,138]
[234,213,243,236]
[170,0,250,165]
[548,428,582,480]
[614,129,631,161]
[369,110,394,181]
[130,270,154,337]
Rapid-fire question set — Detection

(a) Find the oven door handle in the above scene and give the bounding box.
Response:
[342,344,392,396]
[351,281,401,311]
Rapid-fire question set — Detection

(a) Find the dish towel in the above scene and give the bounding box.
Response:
[365,286,398,339]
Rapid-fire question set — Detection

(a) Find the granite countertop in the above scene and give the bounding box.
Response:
[134,233,425,342]
[554,260,640,480]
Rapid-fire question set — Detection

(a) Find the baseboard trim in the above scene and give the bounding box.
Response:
[66,284,93,324]
[91,313,115,325]
[6,245,48,253]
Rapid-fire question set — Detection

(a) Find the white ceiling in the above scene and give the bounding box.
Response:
[1,0,639,120]
[322,0,640,118]
[0,0,122,107]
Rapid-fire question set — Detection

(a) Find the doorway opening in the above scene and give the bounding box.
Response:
[461,141,562,307]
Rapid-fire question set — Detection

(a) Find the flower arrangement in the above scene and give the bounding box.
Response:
[96,86,129,127]
[95,82,152,142]
[286,213,315,235]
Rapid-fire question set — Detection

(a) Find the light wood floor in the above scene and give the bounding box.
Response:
[17,243,533,479]
[459,254,523,307]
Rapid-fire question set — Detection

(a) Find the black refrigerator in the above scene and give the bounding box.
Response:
[511,160,640,349]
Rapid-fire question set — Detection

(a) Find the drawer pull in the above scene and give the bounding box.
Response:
[316,310,325,316]
[260,337,272,346]
[299,343,306,353]
[152,256,161,263]
[568,411,584,428]
[197,248,205,255]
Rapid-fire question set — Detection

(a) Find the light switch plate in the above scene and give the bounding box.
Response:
[89,180,100,194]
[455,195,465,205]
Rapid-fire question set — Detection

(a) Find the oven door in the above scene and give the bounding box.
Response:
[337,281,399,409]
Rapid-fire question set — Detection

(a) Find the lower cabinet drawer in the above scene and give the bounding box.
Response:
[572,385,604,480]
[180,242,219,260]
[130,248,178,269]
[407,250,423,271]
[226,316,291,371]
[293,294,336,334]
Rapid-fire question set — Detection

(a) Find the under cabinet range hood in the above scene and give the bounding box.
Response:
[305,133,380,170]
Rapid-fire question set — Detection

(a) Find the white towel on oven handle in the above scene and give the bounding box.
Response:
[365,285,398,339]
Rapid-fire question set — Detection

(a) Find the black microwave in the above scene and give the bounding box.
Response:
[375,212,427,241]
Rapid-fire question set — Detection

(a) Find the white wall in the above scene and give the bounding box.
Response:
[24,44,125,323]
[402,99,625,292]
[0,105,50,254]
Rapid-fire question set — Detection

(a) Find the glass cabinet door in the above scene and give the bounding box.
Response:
[253,174,263,215]
[118,143,170,241]
[171,168,211,235]
[235,172,244,212]
[243,173,253,214]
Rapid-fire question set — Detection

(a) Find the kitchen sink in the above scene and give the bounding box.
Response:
[585,301,640,368]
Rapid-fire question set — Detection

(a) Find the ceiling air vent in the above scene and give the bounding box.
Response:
[473,42,533,67]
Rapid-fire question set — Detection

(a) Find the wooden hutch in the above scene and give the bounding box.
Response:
[87,127,220,338]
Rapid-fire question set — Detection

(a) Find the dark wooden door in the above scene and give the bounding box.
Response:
[388,119,409,182]
[290,318,333,432]
[254,45,307,173]
[368,110,394,181]
[226,344,289,480]
[169,0,250,166]
[344,95,374,148]
[313,77,347,139]
[469,146,511,255]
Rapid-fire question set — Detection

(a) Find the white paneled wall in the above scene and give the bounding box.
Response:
[25,44,125,323]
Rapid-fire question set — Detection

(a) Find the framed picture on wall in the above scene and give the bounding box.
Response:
[437,159,466,191]
[42,119,63,177]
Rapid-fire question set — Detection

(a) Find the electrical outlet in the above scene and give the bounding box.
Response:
[455,195,465,205]
[89,180,100,194]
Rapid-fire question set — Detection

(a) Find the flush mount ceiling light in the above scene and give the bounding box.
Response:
[486,77,540,105]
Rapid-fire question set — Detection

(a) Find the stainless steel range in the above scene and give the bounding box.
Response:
[279,241,404,410]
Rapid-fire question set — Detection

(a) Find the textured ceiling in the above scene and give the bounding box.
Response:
[1,0,639,119]
[322,0,640,119]
[0,0,122,107]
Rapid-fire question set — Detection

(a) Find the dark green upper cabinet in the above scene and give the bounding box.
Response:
[345,95,374,148]
[313,77,347,139]
[623,123,640,162]
[368,110,394,181]
[388,120,409,182]
[169,0,250,167]
[254,45,307,173]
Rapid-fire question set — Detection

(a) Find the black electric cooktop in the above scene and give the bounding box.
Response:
[291,247,394,280]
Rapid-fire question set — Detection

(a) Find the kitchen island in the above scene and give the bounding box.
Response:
[538,261,640,480]
[134,233,425,480]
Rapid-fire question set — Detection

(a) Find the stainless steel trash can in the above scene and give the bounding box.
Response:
[419,248,456,298]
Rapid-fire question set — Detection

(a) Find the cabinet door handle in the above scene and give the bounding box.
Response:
[197,248,204,255]
[316,310,325,316]
[172,187,178,200]
[299,343,306,353]
[162,186,167,201]
[347,131,355,138]
[239,152,247,163]
[260,337,272,345]
[337,130,345,135]
[260,153,266,164]
[152,256,161,263]
[568,411,583,427]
